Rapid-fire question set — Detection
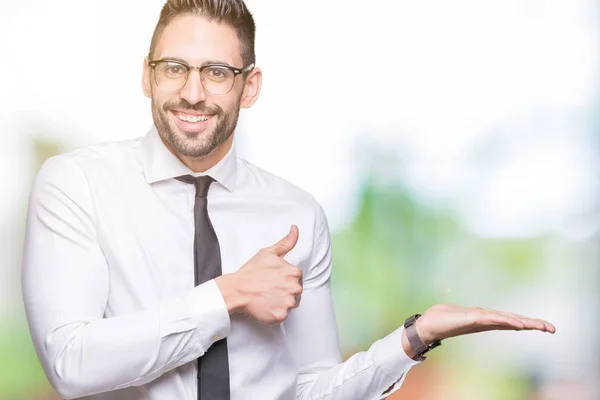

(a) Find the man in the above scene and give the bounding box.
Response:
[21,1,555,399]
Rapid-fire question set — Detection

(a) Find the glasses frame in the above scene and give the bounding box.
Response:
[148,59,255,95]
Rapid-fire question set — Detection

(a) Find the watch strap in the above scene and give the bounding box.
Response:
[406,321,428,356]
[404,314,441,361]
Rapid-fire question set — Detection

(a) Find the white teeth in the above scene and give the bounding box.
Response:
[176,113,210,123]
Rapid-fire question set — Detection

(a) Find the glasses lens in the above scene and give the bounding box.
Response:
[154,61,188,92]
[201,66,235,95]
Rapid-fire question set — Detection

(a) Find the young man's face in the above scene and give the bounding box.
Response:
[143,14,258,158]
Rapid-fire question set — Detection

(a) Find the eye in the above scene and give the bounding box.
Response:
[167,66,184,74]
[160,62,187,77]
[203,67,231,82]
[210,69,225,77]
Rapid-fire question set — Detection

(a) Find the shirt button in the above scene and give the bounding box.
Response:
[211,335,220,342]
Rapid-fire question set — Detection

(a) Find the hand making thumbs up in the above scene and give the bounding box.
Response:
[215,225,304,325]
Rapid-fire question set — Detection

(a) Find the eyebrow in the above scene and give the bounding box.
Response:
[159,56,234,67]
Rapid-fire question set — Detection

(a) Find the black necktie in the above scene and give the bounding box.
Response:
[176,175,230,400]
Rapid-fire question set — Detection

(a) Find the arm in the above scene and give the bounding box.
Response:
[22,156,230,399]
[287,204,419,400]
[287,203,556,400]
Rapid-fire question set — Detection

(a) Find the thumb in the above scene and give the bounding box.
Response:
[269,225,299,258]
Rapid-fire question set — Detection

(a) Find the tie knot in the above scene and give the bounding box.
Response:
[176,175,214,197]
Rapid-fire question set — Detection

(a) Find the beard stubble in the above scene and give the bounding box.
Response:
[152,97,240,158]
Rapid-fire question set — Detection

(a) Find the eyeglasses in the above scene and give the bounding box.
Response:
[148,59,255,95]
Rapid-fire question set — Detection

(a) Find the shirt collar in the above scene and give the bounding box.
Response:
[142,126,237,192]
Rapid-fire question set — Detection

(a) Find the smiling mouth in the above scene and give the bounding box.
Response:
[172,110,213,123]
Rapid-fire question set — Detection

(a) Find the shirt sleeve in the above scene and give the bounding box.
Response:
[285,202,420,400]
[21,155,230,399]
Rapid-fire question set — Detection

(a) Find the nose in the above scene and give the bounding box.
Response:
[179,69,208,105]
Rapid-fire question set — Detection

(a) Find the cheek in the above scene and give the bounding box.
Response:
[152,94,174,113]
[225,90,244,111]
[223,98,239,113]
[209,97,237,116]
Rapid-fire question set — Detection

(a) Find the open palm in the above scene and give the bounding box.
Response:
[415,304,556,345]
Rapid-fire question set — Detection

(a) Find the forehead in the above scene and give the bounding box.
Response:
[154,14,242,66]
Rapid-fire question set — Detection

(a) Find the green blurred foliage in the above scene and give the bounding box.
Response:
[330,179,550,399]
[331,180,546,349]
[331,182,452,348]
[0,323,51,399]
[0,137,64,399]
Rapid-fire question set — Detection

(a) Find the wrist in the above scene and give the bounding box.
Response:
[215,273,247,314]
[401,328,418,359]
[415,318,435,345]
[403,314,442,361]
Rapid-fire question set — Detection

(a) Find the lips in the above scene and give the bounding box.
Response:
[169,109,214,133]
[172,110,214,122]
[175,113,210,123]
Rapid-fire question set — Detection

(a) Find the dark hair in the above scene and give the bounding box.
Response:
[149,0,256,66]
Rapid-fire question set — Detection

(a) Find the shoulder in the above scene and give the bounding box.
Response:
[36,137,144,184]
[45,137,143,172]
[236,157,322,209]
[32,137,144,208]
[236,158,332,267]
[235,157,329,231]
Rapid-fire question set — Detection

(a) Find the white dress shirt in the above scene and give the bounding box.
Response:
[22,127,419,400]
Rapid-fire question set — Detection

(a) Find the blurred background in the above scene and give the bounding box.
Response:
[1,0,598,398]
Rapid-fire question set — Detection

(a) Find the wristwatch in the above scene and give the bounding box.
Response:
[404,314,442,361]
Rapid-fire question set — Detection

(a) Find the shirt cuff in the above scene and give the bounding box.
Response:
[183,279,231,353]
[161,279,231,352]
[372,326,421,397]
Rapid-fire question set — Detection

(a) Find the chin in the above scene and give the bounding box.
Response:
[176,133,219,158]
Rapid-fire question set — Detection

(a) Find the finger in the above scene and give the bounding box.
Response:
[494,311,554,333]
[518,318,555,333]
[494,315,526,330]
[488,314,554,334]
[486,310,556,333]
[544,321,557,333]
[285,297,298,310]
[280,261,302,279]
[289,266,303,281]
[268,225,299,258]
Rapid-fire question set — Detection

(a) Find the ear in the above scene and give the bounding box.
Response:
[142,57,153,98]
[240,67,262,109]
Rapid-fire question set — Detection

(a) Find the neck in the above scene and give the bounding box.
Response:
[165,134,234,173]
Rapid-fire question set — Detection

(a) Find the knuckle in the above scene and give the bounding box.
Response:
[287,279,302,294]
[273,309,288,323]
[285,298,296,309]
[291,267,303,278]
[293,283,303,295]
